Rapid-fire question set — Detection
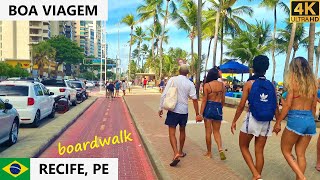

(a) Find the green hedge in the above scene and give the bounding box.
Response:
[0,62,29,78]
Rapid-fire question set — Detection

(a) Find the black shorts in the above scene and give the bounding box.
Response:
[165,111,188,127]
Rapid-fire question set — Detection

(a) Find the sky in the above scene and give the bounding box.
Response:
[105,0,320,82]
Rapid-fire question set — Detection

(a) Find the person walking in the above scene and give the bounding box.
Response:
[200,67,226,160]
[273,57,317,180]
[107,81,115,99]
[158,65,202,167]
[115,80,121,97]
[121,80,127,96]
[231,55,278,180]
[128,80,133,93]
[143,78,148,90]
[159,78,165,93]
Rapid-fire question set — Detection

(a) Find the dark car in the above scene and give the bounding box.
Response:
[68,81,87,102]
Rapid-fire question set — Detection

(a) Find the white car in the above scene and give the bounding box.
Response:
[0,81,56,127]
[0,98,20,146]
[41,79,77,106]
[86,81,95,88]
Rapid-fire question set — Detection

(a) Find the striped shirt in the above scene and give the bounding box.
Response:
[159,75,197,114]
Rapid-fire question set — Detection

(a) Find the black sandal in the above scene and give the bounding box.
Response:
[170,157,180,167]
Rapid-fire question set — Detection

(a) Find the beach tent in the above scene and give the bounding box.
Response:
[220,60,249,81]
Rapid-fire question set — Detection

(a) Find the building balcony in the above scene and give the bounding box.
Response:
[29,33,42,37]
[43,21,50,25]
[29,24,42,29]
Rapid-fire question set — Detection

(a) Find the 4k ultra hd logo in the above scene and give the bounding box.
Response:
[0,158,30,180]
[290,0,320,22]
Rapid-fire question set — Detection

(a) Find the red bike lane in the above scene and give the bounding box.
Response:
[40,97,157,180]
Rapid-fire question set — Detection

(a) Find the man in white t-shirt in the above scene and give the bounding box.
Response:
[159,65,202,167]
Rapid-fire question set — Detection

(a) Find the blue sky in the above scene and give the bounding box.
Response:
[105,0,320,82]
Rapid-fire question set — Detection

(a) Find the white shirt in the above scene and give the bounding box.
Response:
[159,75,197,114]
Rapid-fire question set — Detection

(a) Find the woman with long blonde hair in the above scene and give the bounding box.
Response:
[274,57,318,180]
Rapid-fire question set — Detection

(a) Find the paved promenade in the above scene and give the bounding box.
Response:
[124,86,320,180]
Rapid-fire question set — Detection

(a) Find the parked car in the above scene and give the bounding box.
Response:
[0,98,20,146]
[86,81,95,88]
[68,80,88,102]
[0,81,55,127]
[41,79,77,106]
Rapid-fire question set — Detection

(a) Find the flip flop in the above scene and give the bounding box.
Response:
[170,158,180,167]
[179,152,187,158]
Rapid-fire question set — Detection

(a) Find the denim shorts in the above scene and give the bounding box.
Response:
[286,110,316,136]
[165,111,188,127]
[203,101,223,121]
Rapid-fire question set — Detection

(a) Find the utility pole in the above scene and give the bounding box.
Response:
[196,0,202,98]
[99,21,103,93]
[117,22,120,80]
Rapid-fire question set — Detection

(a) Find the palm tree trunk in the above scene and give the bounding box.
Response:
[283,22,297,80]
[220,20,224,65]
[205,37,213,75]
[138,43,141,69]
[212,5,221,66]
[271,6,277,82]
[159,0,170,79]
[316,39,320,77]
[292,49,297,61]
[128,27,134,80]
[191,35,194,70]
[308,23,316,70]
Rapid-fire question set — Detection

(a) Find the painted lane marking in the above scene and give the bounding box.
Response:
[100,125,105,131]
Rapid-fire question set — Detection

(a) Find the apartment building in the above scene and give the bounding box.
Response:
[74,20,102,57]
[0,21,52,71]
[50,21,76,41]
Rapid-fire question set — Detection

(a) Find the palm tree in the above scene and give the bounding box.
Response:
[137,0,163,68]
[173,0,198,71]
[225,20,271,74]
[315,39,320,77]
[141,44,150,71]
[32,41,56,77]
[308,23,316,69]
[132,26,146,68]
[159,0,178,79]
[121,14,136,80]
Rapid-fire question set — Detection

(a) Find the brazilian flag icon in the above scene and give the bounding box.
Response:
[0,158,30,180]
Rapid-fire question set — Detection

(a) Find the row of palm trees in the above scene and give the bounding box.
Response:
[121,0,319,83]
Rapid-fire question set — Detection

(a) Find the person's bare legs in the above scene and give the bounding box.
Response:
[316,134,320,170]
[281,129,305,180]
[204,119,213,158]
[254,136,267,175]
[212,121,223,151]
[295,135,312,177]
[178,126,186,156]
[239,132,261,180]
[169,126,179,159]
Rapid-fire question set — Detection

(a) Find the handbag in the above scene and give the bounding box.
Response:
[163,78,178,111]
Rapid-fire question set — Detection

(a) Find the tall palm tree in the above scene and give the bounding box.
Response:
[207,0,253,65]
[173,0,198,71]
[32,41,56,77]
[141,44,150,71]
[121,14,136,80]
[315,39,320,77]
[283,22,296,79]
[308,23,316,69]
[159,0,177,79]
[132,26,146,68]
[225,21,271,74]
[137,0,163,70]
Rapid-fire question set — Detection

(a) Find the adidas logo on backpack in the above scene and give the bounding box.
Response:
[248,77,277,121]
[260,93,268,102]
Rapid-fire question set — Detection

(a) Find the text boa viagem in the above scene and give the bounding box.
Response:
[58,130,133,156]
[0,0,108,20]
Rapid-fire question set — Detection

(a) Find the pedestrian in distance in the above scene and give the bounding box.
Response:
[199,67,226,160]
[159,78,165,93]
[121,80,127,96]
[143,78,148,90]
[115,80,121,97]
[273,57,318,180]
[128,80,133,93]
[158,65,202,167]
[231,55,279,180]
[105,81,109,98]
[107,81,115,99]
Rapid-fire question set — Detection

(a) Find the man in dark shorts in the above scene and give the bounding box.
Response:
[107,82,115,99]
[158,65,201,167]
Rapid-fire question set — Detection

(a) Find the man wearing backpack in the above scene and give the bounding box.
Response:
[231,55,279,180]
[158,65,202,167]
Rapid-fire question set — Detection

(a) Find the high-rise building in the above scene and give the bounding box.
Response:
[50,21,76,41]
[74,21,102,57]
[0,21,51,70]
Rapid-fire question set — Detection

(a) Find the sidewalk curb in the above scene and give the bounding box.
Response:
[123,97,171,180]
[32,97,97,158]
